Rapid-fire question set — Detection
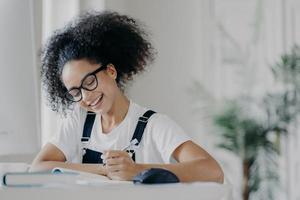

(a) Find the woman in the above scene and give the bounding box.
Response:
[30,11,224,183]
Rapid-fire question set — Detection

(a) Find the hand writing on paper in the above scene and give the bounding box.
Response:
[104,150,145,181]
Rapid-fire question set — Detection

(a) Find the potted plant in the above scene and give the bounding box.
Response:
[213,45,300,200]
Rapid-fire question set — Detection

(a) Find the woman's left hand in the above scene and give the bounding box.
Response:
[104,150,145,181]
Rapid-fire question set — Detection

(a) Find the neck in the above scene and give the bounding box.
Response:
[101,93,130,133]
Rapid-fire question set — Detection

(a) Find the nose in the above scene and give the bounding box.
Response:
[81,89,93,105]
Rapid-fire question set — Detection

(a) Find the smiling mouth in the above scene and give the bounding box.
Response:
[89,94,103,108]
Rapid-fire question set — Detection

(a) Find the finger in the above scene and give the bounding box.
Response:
[107,171,126,181]
[105,157,122,165]
[104,150,129,159]
[106,164,123,172]
[106,156,132,166]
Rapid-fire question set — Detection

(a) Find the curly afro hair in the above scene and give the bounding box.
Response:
[41,11,155,113]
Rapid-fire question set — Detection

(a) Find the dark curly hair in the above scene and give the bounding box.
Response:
[41,11,155,113]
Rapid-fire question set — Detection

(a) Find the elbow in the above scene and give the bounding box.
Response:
[29,157,52,172]
[194,158,225,184]
[209,158,224,184]
[216,166,224,184]
[28,160,43,172]
[29,160,55,172]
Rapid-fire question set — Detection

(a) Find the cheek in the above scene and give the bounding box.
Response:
[79,101,88,109]
[103,83,119,100]
[98,76,118,93]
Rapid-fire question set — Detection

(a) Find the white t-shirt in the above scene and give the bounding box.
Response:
[50,101,191,164]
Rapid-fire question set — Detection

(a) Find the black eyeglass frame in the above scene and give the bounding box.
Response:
[64,64,108,102]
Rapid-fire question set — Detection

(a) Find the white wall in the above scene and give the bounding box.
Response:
[106,0,211,147]
[0,0,40,159]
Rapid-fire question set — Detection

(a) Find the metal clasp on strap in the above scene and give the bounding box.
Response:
[138,116,149,123]
[82,148,87,156]
[81,137,90,156]
[81,137,90,142]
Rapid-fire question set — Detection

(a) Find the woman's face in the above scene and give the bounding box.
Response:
[61,59,119,114]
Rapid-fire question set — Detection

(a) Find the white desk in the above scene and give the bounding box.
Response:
[0,182,231,200]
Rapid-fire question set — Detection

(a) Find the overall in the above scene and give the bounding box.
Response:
[81,110,156,163]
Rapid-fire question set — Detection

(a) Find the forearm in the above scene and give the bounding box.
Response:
[138,158,224,183]
[29,161,107,176]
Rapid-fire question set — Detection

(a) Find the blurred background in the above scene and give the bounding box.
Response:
[1,0,300,199]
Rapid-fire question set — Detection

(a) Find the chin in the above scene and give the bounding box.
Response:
[91,104,108,115]
[92,108,104,114]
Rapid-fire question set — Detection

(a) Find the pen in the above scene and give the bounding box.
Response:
[121,139,138,151]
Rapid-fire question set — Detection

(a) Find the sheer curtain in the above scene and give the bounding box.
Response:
[39,0,105,146]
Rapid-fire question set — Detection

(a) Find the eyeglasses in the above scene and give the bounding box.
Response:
[64,64,107,102]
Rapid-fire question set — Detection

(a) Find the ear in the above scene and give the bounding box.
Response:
[106,64,117,80]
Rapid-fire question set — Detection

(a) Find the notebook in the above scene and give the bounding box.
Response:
[2,167,131,187]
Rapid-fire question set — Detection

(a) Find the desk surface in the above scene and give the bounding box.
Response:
[0,182,231,200]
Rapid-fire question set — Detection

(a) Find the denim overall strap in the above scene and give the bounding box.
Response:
[131,110,156,144]
[128,110,156,161]
[81,111,104,163]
